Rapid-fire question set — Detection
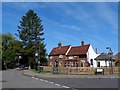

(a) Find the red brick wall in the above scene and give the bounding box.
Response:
[48,55,67,67]
[48,55,89,67]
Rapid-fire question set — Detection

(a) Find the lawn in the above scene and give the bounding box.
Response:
[31,69,53,74]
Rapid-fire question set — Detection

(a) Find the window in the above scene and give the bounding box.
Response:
[69,56,73,59]
[79,54,87,58]
[90,59,93,65]
[59,55,63,59]
[69,61,74,67]
[77,61,84,67]
[50,56,53,59]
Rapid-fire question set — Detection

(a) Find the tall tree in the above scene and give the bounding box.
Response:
[0,33,2,69]
[2,33,17,69]
[16,10,47,68]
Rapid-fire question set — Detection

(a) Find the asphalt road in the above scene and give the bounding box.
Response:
[2,69,119,89]
[40,77,118,88]
[2,69,64,88]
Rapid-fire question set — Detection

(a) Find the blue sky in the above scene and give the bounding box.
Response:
[2,2,118,54]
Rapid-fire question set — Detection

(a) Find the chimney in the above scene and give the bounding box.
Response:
[81,41,84,46]
[58,42,62,49]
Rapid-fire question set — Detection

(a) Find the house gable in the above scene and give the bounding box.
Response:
[87,45,99,67]
[67,44,90,56]
[49,45,71,56]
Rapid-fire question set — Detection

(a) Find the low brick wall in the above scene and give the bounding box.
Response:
[42,66,53,72]
[102,67,119,74]
[59,67,96,75]
[41,66,119,75]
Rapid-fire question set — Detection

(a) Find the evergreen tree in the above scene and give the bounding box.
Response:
[16,10,47,68]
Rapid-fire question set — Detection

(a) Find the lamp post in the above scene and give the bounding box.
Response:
[35,52,38,70]
[106,47,113,74]
[19,55,22,69]
[34,37,41,71]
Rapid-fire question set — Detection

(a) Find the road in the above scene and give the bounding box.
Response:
[2,69,64,88]
[2,69,119,89]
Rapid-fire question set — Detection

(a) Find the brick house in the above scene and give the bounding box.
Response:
[48,41,98,67]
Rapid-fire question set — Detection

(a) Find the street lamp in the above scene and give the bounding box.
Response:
[35,52,38,70]
[106,47,113,74]
[19,55,22,59]
[33,36,41,71]
[19,55,22,69]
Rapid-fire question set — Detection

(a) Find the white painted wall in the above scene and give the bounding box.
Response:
[98,60,110,67]
[86,45,99,67]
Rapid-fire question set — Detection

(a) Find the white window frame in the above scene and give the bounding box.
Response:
[69,56,73,59]
[59,55,63,59]
[50,56,53,59]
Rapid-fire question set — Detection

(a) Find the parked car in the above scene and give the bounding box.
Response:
[19,64,25,70]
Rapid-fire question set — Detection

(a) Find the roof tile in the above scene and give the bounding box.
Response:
[49,45,71,55]
[67,44,90,55]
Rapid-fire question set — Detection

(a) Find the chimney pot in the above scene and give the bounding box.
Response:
[81,41,84,46]
[58,42,62,49]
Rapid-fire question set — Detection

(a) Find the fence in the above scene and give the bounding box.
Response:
[41,66,119,75]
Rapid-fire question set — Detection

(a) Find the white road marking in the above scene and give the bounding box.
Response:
[48,81,54,84]
[39,79,44,81]
[62,85,70,88]
[32,77,70,88]
[55,83,61,86]
[43,80,49,82]
[35,78,39,80]
[32,77,35,78]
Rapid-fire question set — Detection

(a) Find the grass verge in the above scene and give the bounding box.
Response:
[31,69,52,74]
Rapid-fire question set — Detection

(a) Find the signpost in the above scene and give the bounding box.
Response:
[53,67,58,74]
[53,60,59,74]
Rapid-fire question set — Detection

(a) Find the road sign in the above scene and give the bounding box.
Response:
[53,67,58,74]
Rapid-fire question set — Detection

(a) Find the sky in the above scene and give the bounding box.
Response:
[2,2,118,54]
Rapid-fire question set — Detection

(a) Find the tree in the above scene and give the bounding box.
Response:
[16,10,47,68]
[2,33,17,69]
[0,33,2,69]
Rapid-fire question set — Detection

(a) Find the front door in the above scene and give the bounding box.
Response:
[97,62,100,67]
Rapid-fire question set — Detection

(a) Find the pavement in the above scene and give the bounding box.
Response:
[22,69,119,79]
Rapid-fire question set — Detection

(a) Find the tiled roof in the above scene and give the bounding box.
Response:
[115,52,120,59]
[95,53,116,60]
[67,44,90,55]
[49,45,71,55]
